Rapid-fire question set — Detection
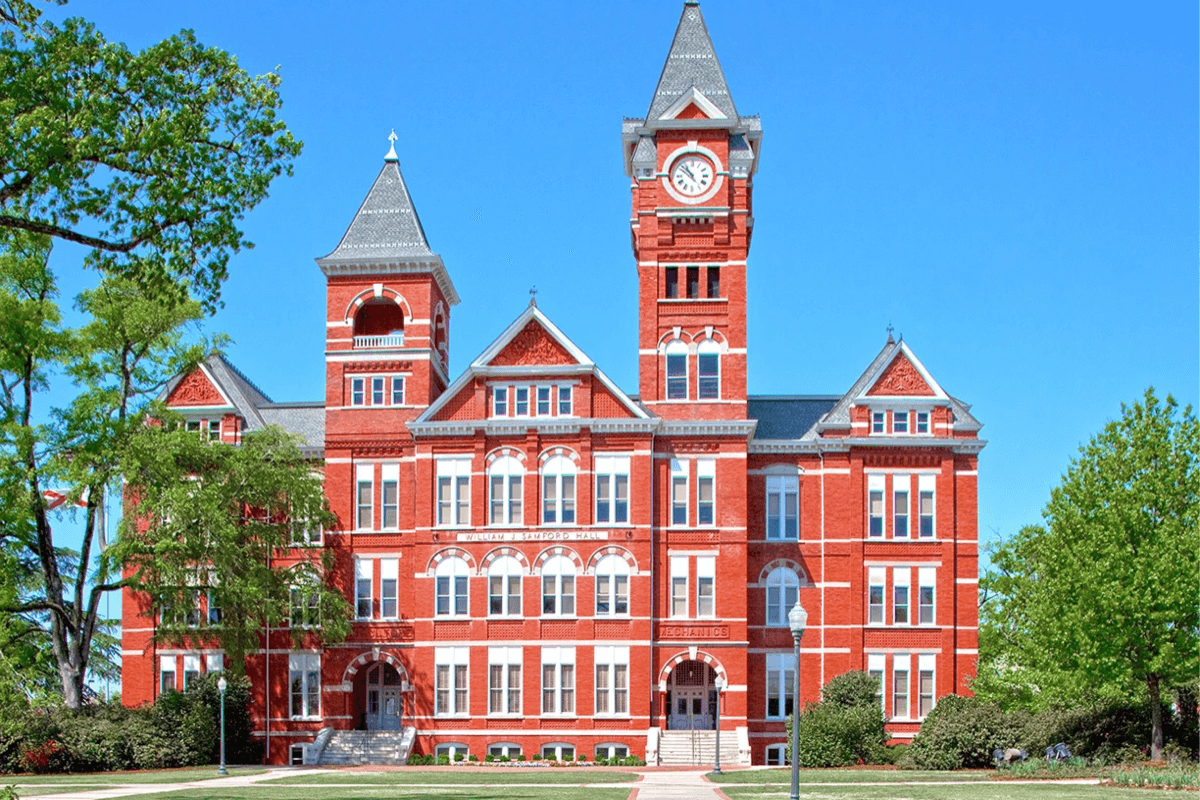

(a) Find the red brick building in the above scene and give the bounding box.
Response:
[121,1,984,766]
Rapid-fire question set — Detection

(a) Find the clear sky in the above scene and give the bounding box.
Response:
[43,0,1198,556]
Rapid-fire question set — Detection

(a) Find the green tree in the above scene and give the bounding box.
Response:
[0,0,302,312]
[114,423,350,674]
[978,388,1199,759]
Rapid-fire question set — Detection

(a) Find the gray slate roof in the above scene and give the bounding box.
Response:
[748,396,841,440]
[258,403,325,452]
[319,160,434,262]
[647,1,739,122]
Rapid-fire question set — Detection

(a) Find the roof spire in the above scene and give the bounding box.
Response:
[645,0,738,123]
[886,323,895,344]
[384,129,399,162]
[529,285,538,307]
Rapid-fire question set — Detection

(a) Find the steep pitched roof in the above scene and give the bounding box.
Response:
[646,1,739,123]
[316,147,459,305]
[748,396,840,440]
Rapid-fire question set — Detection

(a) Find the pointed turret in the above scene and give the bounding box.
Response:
[645,0,738,125]
[316,145,458,305]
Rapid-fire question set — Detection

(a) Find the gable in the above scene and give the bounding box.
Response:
[675,102,709,120]
[166,369,229,407]
[592,385,639,419]
[866,353,935,397]
[489,321,576,368]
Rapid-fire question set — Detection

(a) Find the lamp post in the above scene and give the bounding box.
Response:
[788,601,808,800]
[712,675,725,775]
[217,676,228,775]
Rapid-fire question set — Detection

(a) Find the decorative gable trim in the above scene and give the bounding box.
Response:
[165,363,234,409]
[866,351,937,397]
[660,87,728,121]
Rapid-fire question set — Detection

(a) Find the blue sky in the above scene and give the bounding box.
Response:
[44,0,1198,554]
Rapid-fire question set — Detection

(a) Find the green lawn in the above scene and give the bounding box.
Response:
[265,770,639,785]
[11,787,118,796]
[4,768,267,785]
[717,784,1145,800]
[128,789,630,800]
[708,769,993,784]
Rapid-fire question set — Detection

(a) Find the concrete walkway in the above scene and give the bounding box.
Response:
[633,768,721,798]
[10,768,324,800]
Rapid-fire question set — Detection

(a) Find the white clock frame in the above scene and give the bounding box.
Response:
[661,142,725,206]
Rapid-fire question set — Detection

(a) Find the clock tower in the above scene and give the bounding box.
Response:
[623,0,761,420]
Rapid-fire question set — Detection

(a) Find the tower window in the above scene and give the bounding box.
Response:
[707,267,720,298]
[697,339,720,399]
[665,267,679,299]
[665,340,688,400]
[686,267,700,299]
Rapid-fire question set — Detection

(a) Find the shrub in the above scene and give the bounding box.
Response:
[453,752,464,762]
[899,695,1017,770]
[516,754,525,761]
[437,754,450,765]
[785,670,889,767]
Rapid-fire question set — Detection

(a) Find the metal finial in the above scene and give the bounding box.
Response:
[886,323,895,344]
[384,129,399,162]
[529,286,538,307]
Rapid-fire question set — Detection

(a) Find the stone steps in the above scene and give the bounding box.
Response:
[316,729,414,766]
[657,731,740,766]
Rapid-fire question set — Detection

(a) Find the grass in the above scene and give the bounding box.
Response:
[264,770,638,786]
[3,767,267,785]
[127,789,630,800]
[716,784,1159,800]
[10,787,118,796]
[707,769,993,784]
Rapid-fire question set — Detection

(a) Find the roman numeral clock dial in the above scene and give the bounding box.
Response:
[670,155,714,197]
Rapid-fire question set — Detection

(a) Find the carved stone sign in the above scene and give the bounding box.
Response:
[457,530,610,543]
[659,624,730,640]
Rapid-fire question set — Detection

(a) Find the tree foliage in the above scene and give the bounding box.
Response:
[977,388,1199,759]
[114,423,350,673]
[0,0,302,311]
[786,670,889,767]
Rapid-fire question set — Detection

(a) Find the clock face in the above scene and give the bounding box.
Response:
[670,155,714,196]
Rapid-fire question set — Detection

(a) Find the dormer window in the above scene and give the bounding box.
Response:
[893,411,909,435]
[916,411,930,434]
[494,387,508,416]
[872,412,885,434]
[558,386,572,416]
[515,387,529,416]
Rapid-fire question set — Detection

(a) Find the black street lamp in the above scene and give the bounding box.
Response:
[218,676,228,776]
[713,675,725,775]
[788,600,808,800]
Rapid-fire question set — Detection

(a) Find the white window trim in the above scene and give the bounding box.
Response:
[541,646,576,716]
[594,454,631,525]
[593,645,630,717]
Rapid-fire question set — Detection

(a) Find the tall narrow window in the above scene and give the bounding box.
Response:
[541,455,577,525]
[893,475,910,539]
[391,376,405,405]
[918,654,936,718]
[435,647,469,715]
[488,646,522,715]
[488,556,523,616]
[435,556,469,616]
[916,411,930,434]
[515,387,529,416]
[670,555,688,617]
[706,266,720,298]
[868,567,886,624]
[696,556,715,617]
[595,646,630,715]
[488,455,524,526]
[355,559,373,619]
[594,554,630,616]
[380,558,398,619]
[697,459,715,526]
[665,340,688,400]
[893,567,910,624]
[686,266,700,298]
[493,387,508,416]
[664,267,679,298]
[893,410,909,434]
[766,475,799,540]
[436,458,471,527]
[697,339,720,399]
[765,653,796,719]
[868,653,885,712]
[765,566,800,627]
[868,475,885,538]
[595,455,630,524]
[871,411,885,433]
[356,464,373,531]
[182,655,201,691]
[289,654,320,718]
[207,420,221,440]
[918,475,935,538]
[371,376,386,406]
[558,385,572,416]
[536,386,552,416]
[541,555,576,616]
[541,647,575,714]
[918,566,936,625]
[670,459,688,526]
[159,656,176,694]
[381,464,399,530]
[893,655,911,719]
[351,377,365,406]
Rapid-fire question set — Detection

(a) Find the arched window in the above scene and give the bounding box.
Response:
[435,556,469,616]
[541,455,576,525]
[541,555,576,616]
[697,338,720,400]
[488,556,523,616]
[488,455,524,526]
[665,339,688,400]
[353,298,405,343]
[765,566,800,627]
[594,555,630,616]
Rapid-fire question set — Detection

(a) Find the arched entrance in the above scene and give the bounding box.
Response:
[665,660,718,731]
[363,662,404,730]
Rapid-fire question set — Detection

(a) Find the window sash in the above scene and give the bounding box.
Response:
[356,480,372,530]
[558,386,572,415]
[671,476,687,525]
[391,376,404,405]
[894,670,910,718]
[894,490,909,538]
[382,480,398,529]
[493,387,508,416]
[697,353,719,399]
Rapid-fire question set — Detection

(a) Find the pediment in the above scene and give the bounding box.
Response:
[488,321,577,368]
[166,367,231,407]
[866,352,936,397]
[660,87,728,121]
